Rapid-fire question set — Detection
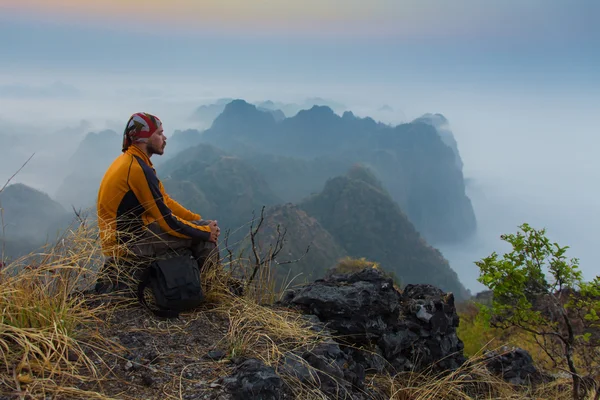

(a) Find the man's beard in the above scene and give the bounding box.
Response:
[149,143,165,156]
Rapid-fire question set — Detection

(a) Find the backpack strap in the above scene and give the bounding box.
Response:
[137,267,180,319]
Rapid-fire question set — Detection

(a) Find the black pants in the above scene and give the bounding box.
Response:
[131,220,218,271]
[96,220,219,294]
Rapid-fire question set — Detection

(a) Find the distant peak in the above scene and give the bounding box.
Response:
[171,129,201,138]
[259,100,275,107]
[224,99,256,111]
[1,182,55,199]
[295,105,337,120]
[414,113,449,125]
[309,105,334,114]
[342,111,356,119]
[83,129,118,141]
[346,164,384,190]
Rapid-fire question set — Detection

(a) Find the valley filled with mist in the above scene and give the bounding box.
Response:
[1,76,598,295]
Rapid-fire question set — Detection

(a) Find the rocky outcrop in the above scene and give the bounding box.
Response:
[280,337,365,399]
[483,347,551,386]
[221,268,466,399]
[280,268,466,374]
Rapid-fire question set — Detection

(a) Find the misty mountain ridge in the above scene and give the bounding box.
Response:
[257,203,348,286]
[413,113,464,171]
[3,99,474,297]
[160,143,282,232]
[54,129,121,208]
[199,99,475,244]
[189,97,347,128]
[0,183,74,258]
[299,164,469,299]
[40,98,475,245]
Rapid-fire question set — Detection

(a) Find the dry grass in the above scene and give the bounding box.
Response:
[0,223,120,399]
[373,354,575,400]
[0,223,589,399]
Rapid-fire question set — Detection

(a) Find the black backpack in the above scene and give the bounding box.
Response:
[137,253,204,318]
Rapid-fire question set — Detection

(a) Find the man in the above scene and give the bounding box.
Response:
[97,112,219,283]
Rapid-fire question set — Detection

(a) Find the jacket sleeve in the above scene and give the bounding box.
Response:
[128,159,211,240]
[160,183,202,221]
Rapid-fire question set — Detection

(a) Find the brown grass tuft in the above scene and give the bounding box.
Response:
[0,223,120,399]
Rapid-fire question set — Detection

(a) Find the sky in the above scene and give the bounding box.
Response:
[3,0,594,37]
[0,1,599,291]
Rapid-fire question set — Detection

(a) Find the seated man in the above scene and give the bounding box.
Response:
[96,112,219,288]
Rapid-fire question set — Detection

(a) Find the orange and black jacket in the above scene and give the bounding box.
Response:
[97,145,211,256]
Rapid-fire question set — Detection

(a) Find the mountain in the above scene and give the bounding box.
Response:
[257,107,286,122]
[55,129,121,209]
[190,98,286,128]
[299,165,469,299]
[201,100,475,244]
[206,100,279,152]
[257,203,347,286]
[158,129,203,163]
[413,113,464,171]
[189,98,233,127]
[0,183,73,257]
[243,155,350,203]
[256,98,347,117]
[161,143,282,233]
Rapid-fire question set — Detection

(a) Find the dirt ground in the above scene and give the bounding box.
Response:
[77,299,237,400]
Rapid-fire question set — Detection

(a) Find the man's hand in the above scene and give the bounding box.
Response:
[208,220,220,243]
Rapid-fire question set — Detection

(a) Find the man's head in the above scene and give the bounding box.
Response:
[122,112,166,156]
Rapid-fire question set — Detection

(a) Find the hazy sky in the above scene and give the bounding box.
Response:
[1,0,598,40]
[1,0,598,80]
[0,1,598,291]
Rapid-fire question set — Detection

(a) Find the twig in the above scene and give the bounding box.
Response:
[0,153,35,195]
[0,153,35,263]
[224,228,234,265]
[247,207,266,286]
[275,244,311,266]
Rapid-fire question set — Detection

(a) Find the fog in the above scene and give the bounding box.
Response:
[1,72,597,292]
[1,2,598,293]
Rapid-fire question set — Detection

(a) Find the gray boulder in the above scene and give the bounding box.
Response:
[280,268,401,341]
[222,358,283,400]
[280,339,365,399]
[281,268,466,373]
[483,347,550,386]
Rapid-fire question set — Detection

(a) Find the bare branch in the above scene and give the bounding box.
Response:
[0,153,36,262]
[275,244,311,266]
[247,206,266,286]
[224,228,234,268]
[0,153,35,195]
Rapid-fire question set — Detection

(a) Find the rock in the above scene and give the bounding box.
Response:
[345,347,388,374]
[222,358,282,400]
[280,268,401,341]
[483,347,550,386]
[206,349,227,361]
[280,339,365,398]
[281,269,466,374]
[392,284,465,371]
[124,361,133,371]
